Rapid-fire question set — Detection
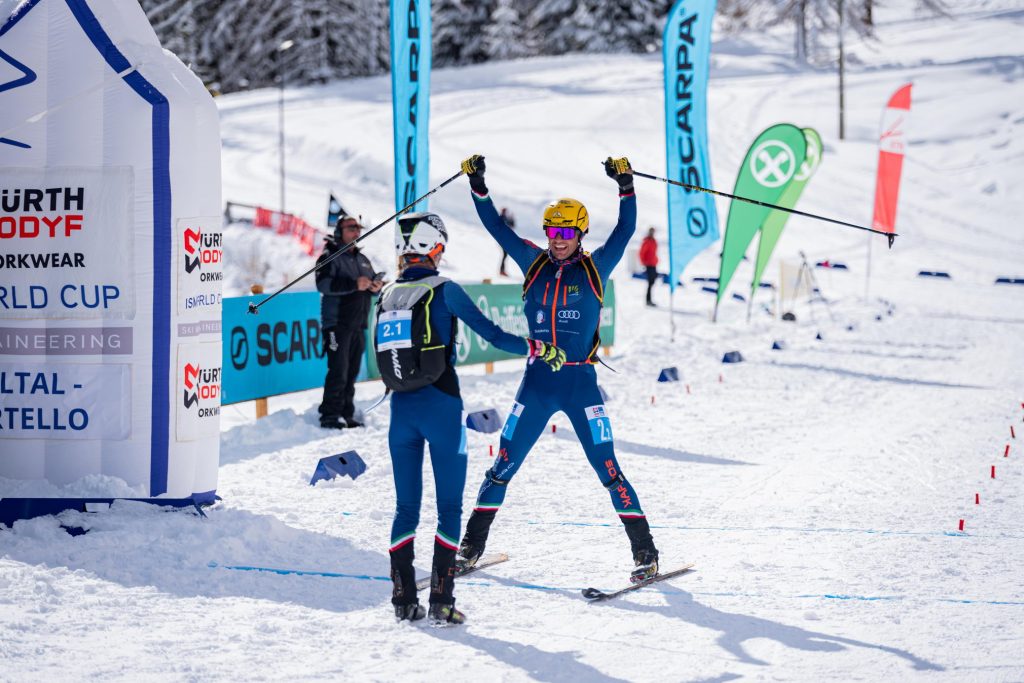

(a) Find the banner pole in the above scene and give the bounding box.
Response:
[670,287,676,342]
[865,230,873,299]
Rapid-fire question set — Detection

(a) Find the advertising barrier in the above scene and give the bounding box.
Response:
[222,281,616,405]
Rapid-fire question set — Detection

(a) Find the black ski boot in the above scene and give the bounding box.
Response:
[429,539,466,625]
[390,541,423,621]
[456,508,496,573]
[428,603,466,626]
[394,603,426,621]
[631,548,660,584]
[623,517,660,584]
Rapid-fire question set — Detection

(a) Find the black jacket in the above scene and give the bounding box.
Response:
[315,238,378,330]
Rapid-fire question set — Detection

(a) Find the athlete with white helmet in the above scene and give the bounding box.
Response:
[457,154,661,584]
[376,211,566,625]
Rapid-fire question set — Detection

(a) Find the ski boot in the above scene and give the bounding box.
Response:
[456,507,497,574]
[428,603,466,626]
[394,603,426,621]
[631,548,660,584]
[455,540,483,575]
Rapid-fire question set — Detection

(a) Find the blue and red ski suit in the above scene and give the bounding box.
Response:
[461,186,657,562]
[385,266,528,607]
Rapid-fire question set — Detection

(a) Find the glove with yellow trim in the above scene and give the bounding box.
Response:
[527,338,566,372]
[604,156,634,195]
[462,154,488,195]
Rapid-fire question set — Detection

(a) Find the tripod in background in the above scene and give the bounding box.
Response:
[784,251,835,323]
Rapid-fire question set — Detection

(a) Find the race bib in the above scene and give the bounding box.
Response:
[585,404,613,444]
[376,310,412,351]
[501,401,525,440]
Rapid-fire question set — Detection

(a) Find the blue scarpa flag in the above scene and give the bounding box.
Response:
[390,0,431,213]
[663,0,718,293]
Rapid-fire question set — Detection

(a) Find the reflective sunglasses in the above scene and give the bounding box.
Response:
[544,226,579,240]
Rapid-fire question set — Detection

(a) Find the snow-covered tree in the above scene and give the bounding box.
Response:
[433,0,495,66]
[484,0,531,61]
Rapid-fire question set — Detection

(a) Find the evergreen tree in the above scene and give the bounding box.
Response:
[526,0,576,55]
[484,0,531,61]
[432,0,495,66]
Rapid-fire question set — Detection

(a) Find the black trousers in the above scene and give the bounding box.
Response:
[644,266,658,304]
[319,326,365,421]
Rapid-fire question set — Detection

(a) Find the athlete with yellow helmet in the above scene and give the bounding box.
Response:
[456,154,660,584]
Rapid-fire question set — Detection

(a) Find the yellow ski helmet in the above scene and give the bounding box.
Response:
[542,198,589,235]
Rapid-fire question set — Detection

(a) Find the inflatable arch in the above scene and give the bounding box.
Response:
[0,0,222,521]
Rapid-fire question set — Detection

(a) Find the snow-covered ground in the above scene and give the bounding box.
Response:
[3,4,1024,681]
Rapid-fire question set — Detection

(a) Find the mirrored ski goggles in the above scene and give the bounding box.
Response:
[543,226,580,240]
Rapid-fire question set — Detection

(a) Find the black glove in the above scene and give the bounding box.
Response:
[604,156,634,195]
[462,154,488,195]
[325,327,339,353]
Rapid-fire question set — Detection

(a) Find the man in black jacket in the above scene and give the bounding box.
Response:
[316,216,383,429]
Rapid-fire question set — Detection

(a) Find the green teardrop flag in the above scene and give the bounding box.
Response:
[716,123,806,309]
[750,127,823,296]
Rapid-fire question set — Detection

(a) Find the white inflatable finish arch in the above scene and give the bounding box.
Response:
[0,0,222,504]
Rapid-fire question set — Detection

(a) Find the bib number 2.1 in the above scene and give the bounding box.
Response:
[376,310,413,351]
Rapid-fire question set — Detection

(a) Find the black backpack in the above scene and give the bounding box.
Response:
[374,275,454,392]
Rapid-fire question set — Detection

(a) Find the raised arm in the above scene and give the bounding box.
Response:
[591,157,637,281]
[462,155,542,274]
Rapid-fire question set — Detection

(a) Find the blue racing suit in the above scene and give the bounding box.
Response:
[461,186,658,563]
[385,266,528,607]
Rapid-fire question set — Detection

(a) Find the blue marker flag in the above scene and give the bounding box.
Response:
[390,0,431,213]
[663,0,718,293]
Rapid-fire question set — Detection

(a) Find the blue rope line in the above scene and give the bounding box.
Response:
[208,563,1024,605]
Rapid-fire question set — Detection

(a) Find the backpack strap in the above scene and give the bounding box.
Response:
[522,253,549,300]
[580,253,604,304]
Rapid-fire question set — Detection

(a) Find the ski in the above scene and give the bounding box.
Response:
[582,563,696,601]
[415,552,510,592]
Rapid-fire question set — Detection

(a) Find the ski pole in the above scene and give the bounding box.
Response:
[248,170,464,314]
[631,169,897,248]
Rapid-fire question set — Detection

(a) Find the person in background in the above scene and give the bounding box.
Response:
[498,207,516,276]
[640,226,659,307]
[316,215,382,429]
[378,211,565,625]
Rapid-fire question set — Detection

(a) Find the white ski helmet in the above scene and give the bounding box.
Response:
[396,212,448,262]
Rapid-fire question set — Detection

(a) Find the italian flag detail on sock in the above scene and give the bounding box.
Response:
[389,532,415,552]
[435,529,459,551]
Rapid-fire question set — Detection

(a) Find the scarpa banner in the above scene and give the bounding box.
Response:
[0,0,222,501]
[750,127,823,295]
[715,123,806,313]
[222,293,331,405]
[390,0,431,213]
[663,0,718,293]
[221,282,617,403]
